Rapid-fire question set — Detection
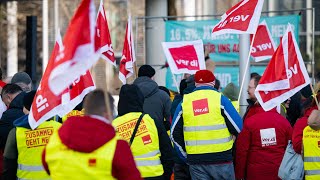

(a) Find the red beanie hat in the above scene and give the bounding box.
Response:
[195,70,215,84]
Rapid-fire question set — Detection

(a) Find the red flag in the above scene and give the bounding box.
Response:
[95,0,115,65]
[212,0,264,36]
[48,0,99,96]
[251,20,276,62]
[162,40,206,74]
[255,24,310,111]
[29,31,95,129]
[119,17,136,84]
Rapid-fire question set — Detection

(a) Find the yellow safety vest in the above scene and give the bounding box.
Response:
[62,109,84,123]
[16,120,61,179]
[182,89,234,154]
[113,112,163,178]
[303,126,320,180]
[45,131,117,180]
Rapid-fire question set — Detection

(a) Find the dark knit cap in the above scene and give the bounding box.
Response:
[223,82,239,101]
[11,72,32,85]
[138,65,155,78]
[23,90,36,111]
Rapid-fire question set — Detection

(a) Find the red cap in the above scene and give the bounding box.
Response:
[194,70,215,83]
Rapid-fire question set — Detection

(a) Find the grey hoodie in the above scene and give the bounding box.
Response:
[133,76,171,130]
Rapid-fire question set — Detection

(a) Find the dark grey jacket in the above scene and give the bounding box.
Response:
[133,77,171,130]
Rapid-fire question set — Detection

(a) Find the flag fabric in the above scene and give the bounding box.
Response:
[255,24,310,111]
[212,0,264,36]
[95,0,115,65]
[48,0,99,95]
[161,40,206,74]
[251,20,276,62]
[119,16,136,84]
[29,31,95,129]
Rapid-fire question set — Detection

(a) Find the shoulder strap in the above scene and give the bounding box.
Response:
[129,113,145,146]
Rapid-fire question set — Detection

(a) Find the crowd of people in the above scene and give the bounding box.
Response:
[0,65,319,180]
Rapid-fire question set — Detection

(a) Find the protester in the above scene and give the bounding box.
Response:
[223,82,240,112]
[11,72,32,92]
[133,65,172,130]
[113,84,174,180]
[42,90,142,179]
[243,74,261,120]
[0,84,25,177]
[235,93,292,179]
[3,90,61,179]
[302,108,320,179]
[292,93,319,154]
[171,70,242,180]
[170,77,193,180]
[159,86,171,97]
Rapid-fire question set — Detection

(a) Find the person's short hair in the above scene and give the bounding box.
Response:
[1,83,23,97]
[23,90,36,111]
[138,65,155,78]
[250,72,260,79]
[84,89,113,116]
[251,75,261,87]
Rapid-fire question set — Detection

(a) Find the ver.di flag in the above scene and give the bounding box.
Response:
[95,0,115,65]
[212,0,264,36]
[48,0,99,96]
[119,16,136,84]
[161,40,206,74]
[255,24,310,111]
[251,20,276,62]
[29,31,95,129]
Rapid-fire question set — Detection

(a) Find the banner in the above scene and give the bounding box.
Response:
[166,15,299,62]
[162,40,206,74]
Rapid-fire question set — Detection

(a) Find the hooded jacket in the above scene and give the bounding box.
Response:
[133,77,172,130]
[117,84,174,180]
[292,106,317,154]
[0,92,25,149]
[42,116,142,180]
[235,105,292,180]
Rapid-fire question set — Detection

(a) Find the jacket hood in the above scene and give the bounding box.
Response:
[13,114,30,129]
[133,76,158,98]
[9,92,25,109]
[118,84,144,116]
[58,116,116,153]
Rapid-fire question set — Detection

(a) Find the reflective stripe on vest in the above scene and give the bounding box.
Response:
[45,131,116,180]
[113,112,164,178]
[182,89,234,154]
[185,136,233,146]
[18,164,44,171]
[303,126,320,180]
[16,120,61,179]
[184,124,227,132]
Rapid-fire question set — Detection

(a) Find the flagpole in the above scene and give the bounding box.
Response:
[310,83,320,110]
[238,32,256,102]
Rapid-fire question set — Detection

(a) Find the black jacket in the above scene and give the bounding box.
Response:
[133,77,172,130]
[0,92,25,149]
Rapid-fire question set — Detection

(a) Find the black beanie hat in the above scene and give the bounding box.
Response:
[138,65,155,78]
[23,90,36,111]
[118,84,145,116]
